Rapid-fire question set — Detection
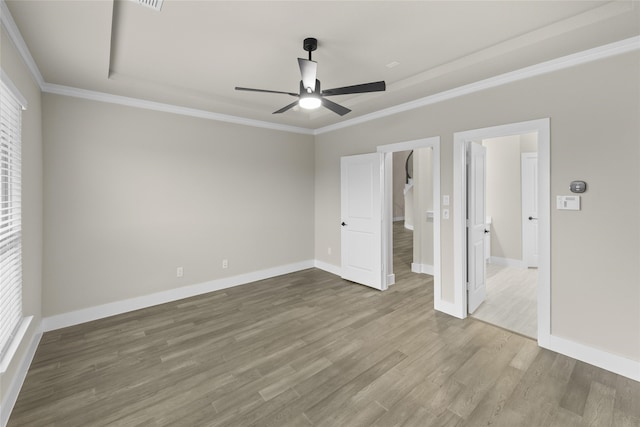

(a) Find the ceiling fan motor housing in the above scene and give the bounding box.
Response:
[303,37,318,52]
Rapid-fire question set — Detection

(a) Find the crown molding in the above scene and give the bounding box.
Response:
[2,0,638,136]
[0,0,45,88]
[314,36,640,135]
[41,82,315,135]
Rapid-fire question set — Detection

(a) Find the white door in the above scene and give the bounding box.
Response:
[467,142,487,313]
[341,153,384,290]
[522,153,539,268]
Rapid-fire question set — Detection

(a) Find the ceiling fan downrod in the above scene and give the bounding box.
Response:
[303,37,317,61]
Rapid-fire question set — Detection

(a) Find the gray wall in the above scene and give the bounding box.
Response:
[314,52,640,361]
[42,94,315,316]
[0,27,43,406]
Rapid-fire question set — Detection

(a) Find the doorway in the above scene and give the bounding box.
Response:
[378,137,442,307]
[469,133,539,339]
[452,119,550,345]
[391,150,415,282]
[339,137,440,295]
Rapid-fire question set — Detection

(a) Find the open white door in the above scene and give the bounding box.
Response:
[341,153,384,290]
[522,153,539,268]
[467,142,487,313]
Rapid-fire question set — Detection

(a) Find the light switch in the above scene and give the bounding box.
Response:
[556,195,580,210]
[443,209,450,219]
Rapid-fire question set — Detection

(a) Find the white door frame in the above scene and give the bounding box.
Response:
[453,119,550,346]
[377,137,442,307]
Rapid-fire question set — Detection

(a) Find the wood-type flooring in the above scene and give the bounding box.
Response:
[8,224,640,426]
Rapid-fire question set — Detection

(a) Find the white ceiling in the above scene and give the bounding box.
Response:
[5,1,640,129]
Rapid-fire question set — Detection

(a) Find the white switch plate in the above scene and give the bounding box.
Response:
[443,195,450,206]
[556,195,580,210]
[443,209,450,219]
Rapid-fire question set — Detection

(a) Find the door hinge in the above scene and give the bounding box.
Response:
[466,282,471,291]
[466,219,470,227]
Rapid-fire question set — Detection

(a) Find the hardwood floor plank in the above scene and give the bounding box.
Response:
[303,350,408,424]
[582,381,616,427]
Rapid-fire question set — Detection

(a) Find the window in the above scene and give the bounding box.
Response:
[0,77,24,360]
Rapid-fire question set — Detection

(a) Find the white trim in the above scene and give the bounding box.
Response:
[386,273,396,286]
[0,327,41,427]
[0,0,45,89]
[434,298,463,319]
[314,260,341,277]
[41,83,314,135]
[42,260,314,332]
[0,69,27,109]
[0,317,32,374]
[1,0,637,136]
[536,120,551,349]
[411,263,434,275]
[545,335,640,382]
[377,137,439,153]
[453,118,551,338]
[488,256,525,269]
[314,36,640,135]
[392,216,405,222]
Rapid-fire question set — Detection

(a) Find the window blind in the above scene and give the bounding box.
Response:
[0,79,23,360]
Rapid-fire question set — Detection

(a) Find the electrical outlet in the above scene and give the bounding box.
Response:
[222,259,228,269]
[176,267,183,277]
[327,247,332,255]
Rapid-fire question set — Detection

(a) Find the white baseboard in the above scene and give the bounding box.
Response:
[434,298,465,319]
[411,263,434,275]
[489,256,525,268]
[1,330,42,427]
[386,273,396,286]
[543,334,640,382]
[313,260,341,277]
[42,260,315,332]
[393,216,405,222]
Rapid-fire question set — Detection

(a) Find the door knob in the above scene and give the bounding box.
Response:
[528,216,538,220]
[341,222,347,226]
[484,229,490,234]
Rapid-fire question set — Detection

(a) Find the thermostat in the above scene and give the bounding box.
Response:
[570,181,587,193]
[557,195,580,210]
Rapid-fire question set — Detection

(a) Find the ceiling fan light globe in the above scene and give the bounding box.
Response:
[299,96,321,110]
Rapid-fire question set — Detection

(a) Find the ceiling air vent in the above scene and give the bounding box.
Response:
[133,0,163,12]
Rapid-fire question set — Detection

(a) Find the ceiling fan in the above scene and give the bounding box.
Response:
[235,38,386,116]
